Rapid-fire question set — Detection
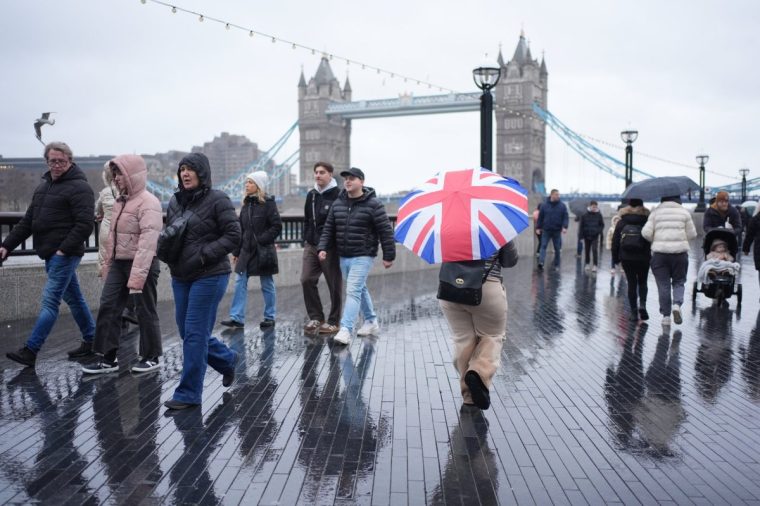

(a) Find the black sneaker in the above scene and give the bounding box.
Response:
[537,263,544,271]
[82,359,119,375]
[6,347,36,368]
[131,358,160,373]
[259,319,275,329]
[221,319,244,329]
[639,308,649,321]
[164,399,199,410]
[223,350,239,387]
[464,370,490,410]
[67,341,94,358]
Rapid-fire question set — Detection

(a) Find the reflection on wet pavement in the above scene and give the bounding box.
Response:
[2,249,760,503]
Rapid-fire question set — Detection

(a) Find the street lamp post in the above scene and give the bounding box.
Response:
[695,154,709,212]
[620,130,638,189]
[740,168,750,202]
[473,62,501,171]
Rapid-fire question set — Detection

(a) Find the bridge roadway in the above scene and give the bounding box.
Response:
[1,244,760,504]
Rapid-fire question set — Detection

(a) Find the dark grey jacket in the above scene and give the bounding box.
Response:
[234,195,282,276]
[164,153,241,282]
[317,187,396,261]
[2,164,94,259]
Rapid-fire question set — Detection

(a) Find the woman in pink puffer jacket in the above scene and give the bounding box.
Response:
[82,154,164,375]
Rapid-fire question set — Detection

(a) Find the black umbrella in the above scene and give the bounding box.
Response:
[621,176,701,201]
[568,198,589,216]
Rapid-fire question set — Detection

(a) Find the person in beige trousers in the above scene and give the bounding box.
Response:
[439,242,519,410]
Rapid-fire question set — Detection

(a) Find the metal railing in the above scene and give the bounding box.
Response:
[0,212,397,259]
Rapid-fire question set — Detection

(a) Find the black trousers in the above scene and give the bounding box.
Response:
[300,244,343,325]
[583,237,599,266]
[622,260,649,312]
[94,258,162,360]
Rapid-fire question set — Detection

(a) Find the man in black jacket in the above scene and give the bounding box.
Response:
[301,162,343,334]
[318,167,395,345]
[1,142,96,367]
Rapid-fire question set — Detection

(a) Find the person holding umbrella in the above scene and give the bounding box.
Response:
[641,195,697,326]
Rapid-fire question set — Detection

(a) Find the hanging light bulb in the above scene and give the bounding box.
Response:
[311,49,315,55]
[271,36,276,43]
[225,23,230,30]
[171,6,176,13]
[140,0,146,4]
[292,43,296,49]
[249,30,254,37]
[198,14,204,22]
[361,64,366,70]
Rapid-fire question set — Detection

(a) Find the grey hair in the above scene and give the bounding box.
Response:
[44,142,73,161]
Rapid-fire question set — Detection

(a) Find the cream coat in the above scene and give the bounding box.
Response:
[641,201,697,254]
[103,155,163,290]
[95,168,117,275]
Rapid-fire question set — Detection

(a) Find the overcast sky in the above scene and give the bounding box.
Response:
[2,0,757,196]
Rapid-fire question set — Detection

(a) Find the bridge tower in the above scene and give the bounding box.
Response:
[494,31,548,202]
[298,57,351,188]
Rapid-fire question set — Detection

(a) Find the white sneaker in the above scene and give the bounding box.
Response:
[333,327,351,345]
[662,316,672,326]
[672,305,682,325]
[591,265,597,272]
[357,320,380,336]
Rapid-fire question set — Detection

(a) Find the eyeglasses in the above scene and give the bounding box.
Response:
[46,159,69,167]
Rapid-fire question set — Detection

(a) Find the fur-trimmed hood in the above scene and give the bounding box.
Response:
[619,205,650,218]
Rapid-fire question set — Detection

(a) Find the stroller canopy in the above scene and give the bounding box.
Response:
[702,228,738,257]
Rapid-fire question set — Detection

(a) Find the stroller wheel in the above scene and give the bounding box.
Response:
[692,281,698,303]
[737,283,743,307]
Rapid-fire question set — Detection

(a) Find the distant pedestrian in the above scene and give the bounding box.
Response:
[82,155,164,374]
[536,189,569,271]
[611,198,651,321]
[439,243,518,410]
[2,142,96,367]
[532,203,541,256]
[221,171,282,330]
[579,200,605,272]
[606,204,624,275]
[163,153,241,410]
[641,195,697,326]
[301,162,342,335]
[742,210,760,286]
[317,167,396,345]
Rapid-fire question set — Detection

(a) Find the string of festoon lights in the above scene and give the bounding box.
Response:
[138,0,736,181]
[138,0,459,94]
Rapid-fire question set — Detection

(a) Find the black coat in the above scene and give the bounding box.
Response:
[611,206,651,265]
[579,210,605,240]
[303,184,340,246]
[234,195,282,276]
[743,213,760,271]
[165,153,241,282]
[2,164,94,259]
[317,187,396,261]
[703,205,742,235]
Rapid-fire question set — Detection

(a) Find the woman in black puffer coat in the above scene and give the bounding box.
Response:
[162,152,242,410]
[612,199,651,322]
[222,171,282,330]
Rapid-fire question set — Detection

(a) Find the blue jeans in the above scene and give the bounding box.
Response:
[26,255,95,353]
[229,273,276,322]
[538,230,562,267]
[339,256,377,333]
[171,274,237,405]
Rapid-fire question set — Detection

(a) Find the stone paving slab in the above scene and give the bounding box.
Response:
[1,244,760,505]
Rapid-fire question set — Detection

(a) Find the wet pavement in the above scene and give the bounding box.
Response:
[1,244,760,505]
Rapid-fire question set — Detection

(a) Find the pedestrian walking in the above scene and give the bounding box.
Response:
[611,198,651,321]
[532,203,541,257]
[82,155,164,374]
[221,170,282,330]
[579,200,605,272]
[317,167,396,345]
[301,162,342,334]
[536,189,569,271]
[641,195,697,326]
[162,153,241,410]
[438,243,518,410]
[2,142,96,367]
[742,209,760,286]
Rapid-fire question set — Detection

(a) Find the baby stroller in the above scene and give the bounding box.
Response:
[692,228,742,309]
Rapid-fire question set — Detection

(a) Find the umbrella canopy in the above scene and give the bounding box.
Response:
[568,198,590,216]
[394,168,529,264]
[621,176,701,201]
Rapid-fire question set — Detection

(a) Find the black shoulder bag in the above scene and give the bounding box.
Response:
[437,260,496,306]
[156,209,194,264]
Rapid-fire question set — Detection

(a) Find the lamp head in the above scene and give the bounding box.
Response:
[696,154,709,166]
[620,130,639,144]
[472,58,501,91]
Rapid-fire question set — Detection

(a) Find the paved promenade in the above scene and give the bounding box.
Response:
[1,244,760,505]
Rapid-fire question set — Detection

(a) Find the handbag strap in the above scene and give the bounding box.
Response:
[481,259,496,284]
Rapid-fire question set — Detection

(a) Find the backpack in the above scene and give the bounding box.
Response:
[620,223,647,253]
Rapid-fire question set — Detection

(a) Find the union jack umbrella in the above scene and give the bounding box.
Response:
[394,168,529,264]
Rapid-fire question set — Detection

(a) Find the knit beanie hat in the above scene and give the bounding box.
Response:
[246,171,268,190]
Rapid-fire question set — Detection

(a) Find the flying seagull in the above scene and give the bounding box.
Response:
[34,112,56,145]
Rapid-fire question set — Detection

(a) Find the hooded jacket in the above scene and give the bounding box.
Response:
[317,186,396,261]
[641,201,697,254]
[537,198,569,232]
[102,155,163,290]
[234,194,282,276]
[96,166,117,273]
[579,208,605,240]
[303,180,340,246]
[164,152,241,282]
[2,163,94,259]
[611,205,651,264]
